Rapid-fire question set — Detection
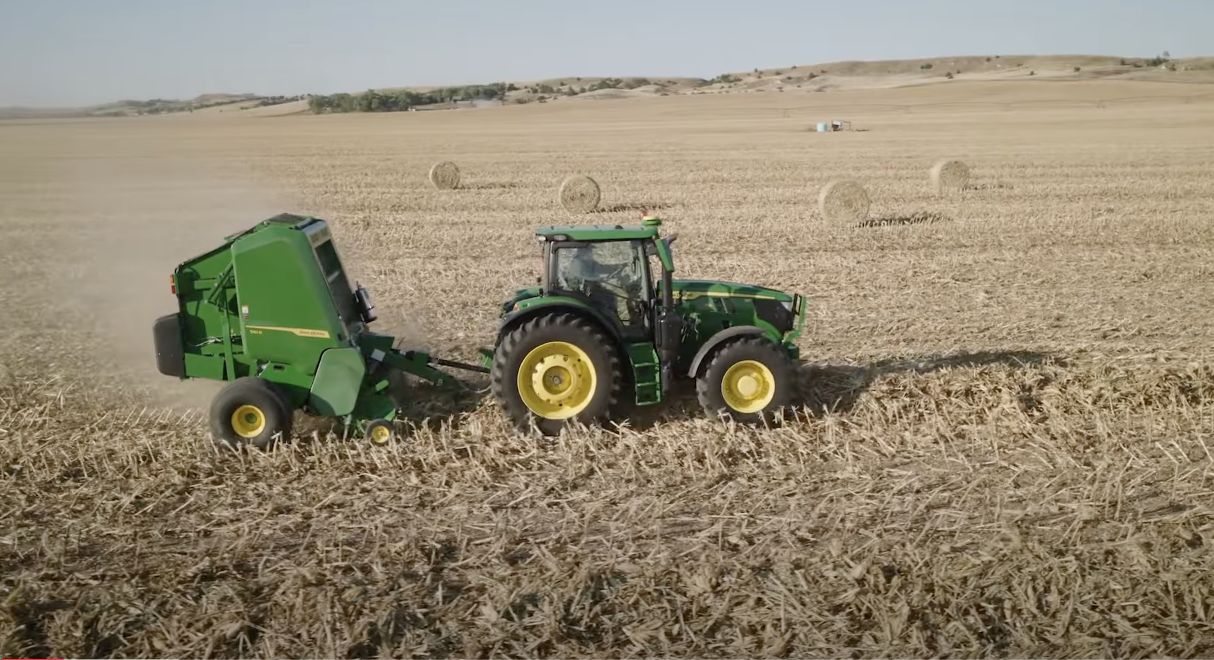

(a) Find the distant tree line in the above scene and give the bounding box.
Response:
[305,77,668,113]
[307,83,517,113]
[251,95,307,108]
[111,94,307,116]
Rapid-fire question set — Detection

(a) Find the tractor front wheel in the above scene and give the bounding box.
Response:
[209,377,293,451]
[696,336,794,425]
[491,313,621,436]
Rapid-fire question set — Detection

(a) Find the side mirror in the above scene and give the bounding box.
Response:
[354,283,377,323]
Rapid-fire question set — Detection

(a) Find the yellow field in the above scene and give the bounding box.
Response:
[4,79,1214,657]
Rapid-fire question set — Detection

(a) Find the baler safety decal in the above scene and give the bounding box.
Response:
[246,325,332,339]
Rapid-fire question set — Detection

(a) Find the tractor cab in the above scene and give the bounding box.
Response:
[529,215,674,341]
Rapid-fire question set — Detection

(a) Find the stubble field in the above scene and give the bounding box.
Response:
[4,79,1214,658]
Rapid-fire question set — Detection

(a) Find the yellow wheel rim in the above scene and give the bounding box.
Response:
[517,341,597,419]
[721,360,776,414]
[369,424,392,445]
[231,404,266,438]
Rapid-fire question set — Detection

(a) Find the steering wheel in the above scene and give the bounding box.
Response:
[599,261,630,281]
[589,278,631,298]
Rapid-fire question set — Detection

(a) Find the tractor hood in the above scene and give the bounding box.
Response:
[670,279,795,303]
[501,285,542,313]
[503,281,795,306]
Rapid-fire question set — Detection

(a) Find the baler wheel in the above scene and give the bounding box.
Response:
[209,377,293,451]
[365,419,395,446]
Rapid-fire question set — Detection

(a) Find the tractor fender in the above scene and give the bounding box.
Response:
[498,301,621,346]
[497,303,631,378]
[688,326,767,377]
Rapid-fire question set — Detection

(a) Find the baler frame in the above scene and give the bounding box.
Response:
[154,213,492,449]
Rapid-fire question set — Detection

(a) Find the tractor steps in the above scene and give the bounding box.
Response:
[626,342,661,406]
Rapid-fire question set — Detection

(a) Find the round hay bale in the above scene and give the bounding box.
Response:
[817,180,870,224]
[428,161,461,190]
[930,159,969,192]
[558,174,601,214]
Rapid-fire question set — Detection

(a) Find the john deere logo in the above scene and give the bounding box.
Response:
[246,325,331,339]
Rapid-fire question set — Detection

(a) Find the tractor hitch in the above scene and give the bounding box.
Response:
[428,355,489,374]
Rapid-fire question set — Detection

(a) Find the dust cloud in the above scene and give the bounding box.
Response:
[57,132,300,410]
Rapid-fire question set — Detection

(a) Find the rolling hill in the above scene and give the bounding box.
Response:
[4,53,1212,119]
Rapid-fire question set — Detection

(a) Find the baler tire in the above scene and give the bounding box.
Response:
[209,377,293,452]
[696,336,794,425]
[365,419,395,446]
[491,313,621,436]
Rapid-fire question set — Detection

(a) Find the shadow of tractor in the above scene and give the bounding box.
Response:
[794,350,1066,415]
[614,349,1066,431]
[293,349,1067,442]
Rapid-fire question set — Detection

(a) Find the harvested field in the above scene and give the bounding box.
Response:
[4,79,1214,658]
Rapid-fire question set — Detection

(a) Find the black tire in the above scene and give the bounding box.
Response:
[209,377,293,451]
[696,335,794,425]
[491,312,622,436]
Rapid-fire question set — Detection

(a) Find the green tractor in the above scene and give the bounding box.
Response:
[488,214,807,435]
[152,213,806,448]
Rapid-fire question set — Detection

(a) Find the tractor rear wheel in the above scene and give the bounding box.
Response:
[209,377,293,451]
[491,313,621,436]
[696,336,794,425]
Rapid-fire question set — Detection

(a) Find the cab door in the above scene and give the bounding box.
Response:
[548,239,653,342]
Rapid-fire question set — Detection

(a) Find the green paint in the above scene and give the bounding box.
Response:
[670,279,794,303]
[258,361,318,409]
[182,353,225,380]
[668,278,802,370]
[309,347,367,416]
[654,238,674,272]
[512,295,594,314]
[626,342,661,405]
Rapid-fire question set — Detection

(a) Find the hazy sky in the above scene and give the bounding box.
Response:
[1,0,1206,107]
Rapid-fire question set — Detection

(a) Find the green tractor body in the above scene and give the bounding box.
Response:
[488,215,807,434]
[153,213,484,449]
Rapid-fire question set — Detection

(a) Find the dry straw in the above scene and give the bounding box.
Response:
[817,180,870,224]
[930,158,970,192]
[428,160,461,190]
[558,174,601,214]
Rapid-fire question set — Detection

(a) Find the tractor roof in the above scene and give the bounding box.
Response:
[536,217,663,242]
